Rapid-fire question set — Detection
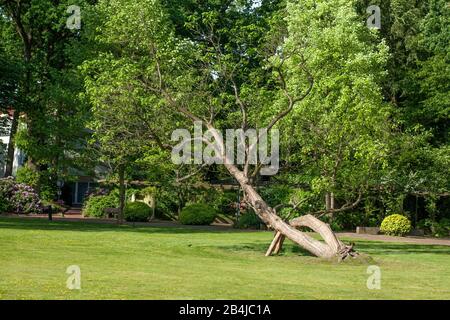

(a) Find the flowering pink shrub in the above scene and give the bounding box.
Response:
[0,177,15,195]
[9,182,43,214]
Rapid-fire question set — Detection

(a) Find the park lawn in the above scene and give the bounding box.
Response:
[0,217,449,300]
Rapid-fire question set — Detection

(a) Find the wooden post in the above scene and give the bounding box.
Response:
[265,231,282,256]
[273,234,285,254]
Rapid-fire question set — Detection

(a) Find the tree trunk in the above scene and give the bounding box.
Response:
[327,192,336,220]
[330,192,335,210]
[150,194,156,220]
[4,111,19,177]
[118,165,125,224]
[325,193,331,211]
[225,164,357,260]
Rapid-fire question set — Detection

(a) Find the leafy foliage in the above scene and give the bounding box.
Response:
[380,214,412,236]
[179,203,217,225]
[417,218,450,238]
[124,202,151,222]
[83,194,119,218]
[0,178,42,214]
[9,183,42,214]
[0,177,15,212]
[234,212,263,229]
[1,0,448,231]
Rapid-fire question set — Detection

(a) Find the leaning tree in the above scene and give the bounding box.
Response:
[83,0,392,260]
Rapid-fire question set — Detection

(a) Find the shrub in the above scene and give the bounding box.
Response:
[9,183,42,214]
[15,167,40,189]
[155,188,178,220]
[124,202,151,222]
[0,196,10,213]
[179,203,217,225]
[213,191,237,215]
[15,167,57,201]
[0,177,15,212]
[418,218,450,237]
[328,210,382,231]
[83,194,118,217]
[439,218,450,237]
[380,214,412,236]
[41,199,67,213]
[234,212,263,229]
[0,178,43,214]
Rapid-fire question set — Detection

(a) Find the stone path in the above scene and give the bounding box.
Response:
[337,232,450,247]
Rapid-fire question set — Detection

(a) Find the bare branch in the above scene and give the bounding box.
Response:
[175,164,207,183]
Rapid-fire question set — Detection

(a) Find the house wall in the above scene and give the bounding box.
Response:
[0,112,25,177]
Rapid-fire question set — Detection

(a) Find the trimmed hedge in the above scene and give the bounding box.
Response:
[380,214,412,236]
[124,202,151,222]
[83,194,118,218]
[179,203,217,225]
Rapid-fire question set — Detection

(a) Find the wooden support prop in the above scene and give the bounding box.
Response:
[273,234,285,255]
[265,231,282,256]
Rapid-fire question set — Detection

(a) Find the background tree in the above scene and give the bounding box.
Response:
[0,0,93,197]
[355,0,449,218]
[83,54,164,222]
[275,0,394,226]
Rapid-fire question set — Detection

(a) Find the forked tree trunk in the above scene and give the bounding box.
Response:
[201,122,358,260]
[225,164,357,260]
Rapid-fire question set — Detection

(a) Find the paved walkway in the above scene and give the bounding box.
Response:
[2,213,450,246]
[336,232,450,246]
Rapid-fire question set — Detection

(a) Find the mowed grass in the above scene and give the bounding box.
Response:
[0,217,449,300]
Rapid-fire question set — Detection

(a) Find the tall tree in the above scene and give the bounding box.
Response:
[82,0,375,259]
[277,0,393,222]
[0,0,94,191]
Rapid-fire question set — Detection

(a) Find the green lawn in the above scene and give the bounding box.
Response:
[0,217,449,299]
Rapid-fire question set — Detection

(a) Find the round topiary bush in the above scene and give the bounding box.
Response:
[380,214,412,236]
[179,203,217,225]
[83,194,118,218]
[124,202,151,222]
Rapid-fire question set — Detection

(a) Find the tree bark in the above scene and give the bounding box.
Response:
[327,192,336,220]
[265,231,282,256]
[273,234,285,254]
[225,163,357,260]
[330,192,335,210]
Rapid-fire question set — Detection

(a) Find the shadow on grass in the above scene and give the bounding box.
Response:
[216,239,450,257]
[217,242,316,257]
[1,217,449,257]
[0,216,247,235]
[351,240,450,256]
